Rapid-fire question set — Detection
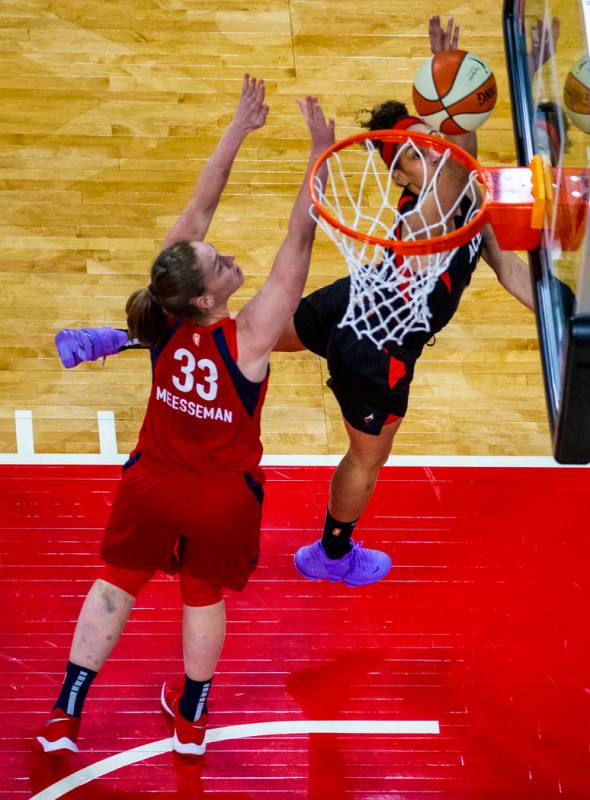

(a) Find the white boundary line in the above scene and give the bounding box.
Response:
[4,408,587,467]
[96,410,118,458]
[15,410,34,457]
[29,719,439,800]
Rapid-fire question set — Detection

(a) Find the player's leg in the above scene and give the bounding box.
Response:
[68,575,139,670]
[161,577,226,757]
[329,416,403,522]
[294,324,414,586]
[161,473,262,756]
[294,419,399,586]
[37,463,175,752]
[274,277,352,356]
[36,566,153,753]
[273,316,306,351]
[182,596,226,681]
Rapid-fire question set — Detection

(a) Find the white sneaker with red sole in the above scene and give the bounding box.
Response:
[36,708,80,753]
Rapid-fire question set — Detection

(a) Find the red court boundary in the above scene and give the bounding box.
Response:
[1,464,589,798]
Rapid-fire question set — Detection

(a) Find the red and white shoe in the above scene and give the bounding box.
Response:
[36,708,80,753]
[161,681,208,756]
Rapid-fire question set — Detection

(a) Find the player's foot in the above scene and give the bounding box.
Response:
[294,540,391,586]
[55,327,129,368]
[161,680,208,756]
[36,708,80,753]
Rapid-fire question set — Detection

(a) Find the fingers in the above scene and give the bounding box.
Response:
[429,15,459,52]
[297,96,335,150]
[259,104,270,126]
[297,95,318,118]
[429,15,441,51]
[254,77,265,105]
[298,96,324,125]
[445,16,453,43]
[241,73,265,102]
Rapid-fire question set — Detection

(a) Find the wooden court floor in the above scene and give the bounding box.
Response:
[2,0,584,459]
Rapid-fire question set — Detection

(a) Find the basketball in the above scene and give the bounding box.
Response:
[563,56,590,133]
[412,50,497,134]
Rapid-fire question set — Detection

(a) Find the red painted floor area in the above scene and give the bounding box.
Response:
[1,464,590,799]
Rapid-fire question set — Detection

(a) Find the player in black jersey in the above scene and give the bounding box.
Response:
[288,17,535,583]
[288,138,533,583]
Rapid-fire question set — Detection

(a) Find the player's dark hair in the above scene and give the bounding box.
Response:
[126,241,207,346]
[356,101,411,152]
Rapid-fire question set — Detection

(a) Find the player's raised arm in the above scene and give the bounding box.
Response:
[481,225,535,309]
[162,74,268,249]
[235,97,335,380]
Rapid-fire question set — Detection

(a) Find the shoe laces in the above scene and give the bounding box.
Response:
[349,541,373,567]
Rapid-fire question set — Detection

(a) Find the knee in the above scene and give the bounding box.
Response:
[344,446,390,475]
[99,564,154,598]
[179,570,223,607]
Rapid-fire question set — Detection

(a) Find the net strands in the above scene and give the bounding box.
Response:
[312,138,480,347]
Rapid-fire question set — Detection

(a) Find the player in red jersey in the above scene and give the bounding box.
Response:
[37,77,336,757]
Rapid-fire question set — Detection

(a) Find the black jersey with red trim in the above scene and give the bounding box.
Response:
[393,187,484,353]
[130,317,268,477]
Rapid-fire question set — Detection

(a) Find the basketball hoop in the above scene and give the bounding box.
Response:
[308,129,546,348]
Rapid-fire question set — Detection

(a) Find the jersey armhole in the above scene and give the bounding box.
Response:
[223,318,238,361]
[213,325,263,417]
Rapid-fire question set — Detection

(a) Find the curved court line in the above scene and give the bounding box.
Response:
[29,718,440,800]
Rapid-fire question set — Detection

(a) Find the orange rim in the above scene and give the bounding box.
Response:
[309,129,490,256]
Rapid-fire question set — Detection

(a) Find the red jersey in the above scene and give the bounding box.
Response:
[131,317,268,477]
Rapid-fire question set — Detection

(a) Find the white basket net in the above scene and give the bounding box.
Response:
[312,137,481,348]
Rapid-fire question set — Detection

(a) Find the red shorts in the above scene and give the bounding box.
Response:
[100,458,264,593]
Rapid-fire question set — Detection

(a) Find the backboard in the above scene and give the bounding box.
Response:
[504,0,590,463]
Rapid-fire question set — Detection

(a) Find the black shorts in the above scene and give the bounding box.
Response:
[293,278,419,436]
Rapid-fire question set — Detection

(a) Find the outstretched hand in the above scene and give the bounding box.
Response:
[429,15,460,53]
[232,74,269,133]
[297,96,335,153]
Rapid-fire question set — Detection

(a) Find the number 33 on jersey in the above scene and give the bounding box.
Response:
[132,317,269,476]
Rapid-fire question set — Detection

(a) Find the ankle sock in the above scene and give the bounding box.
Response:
[179,676,212,722]
[53,661,97,718]
[320,510,357,559]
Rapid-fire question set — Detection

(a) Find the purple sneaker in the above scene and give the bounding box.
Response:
[55,327,129,368]
[294,540,391,586]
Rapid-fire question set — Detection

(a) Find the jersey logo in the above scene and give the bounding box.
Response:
[192,333,200,347]
[363,413,375,425]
